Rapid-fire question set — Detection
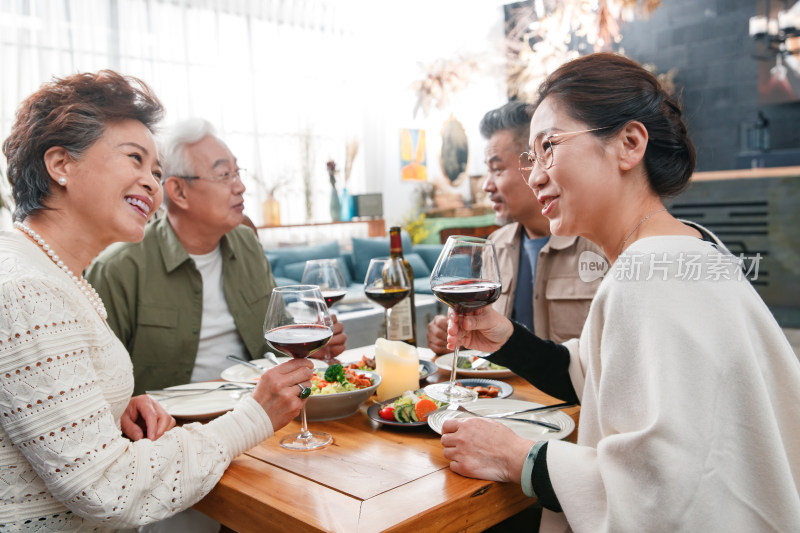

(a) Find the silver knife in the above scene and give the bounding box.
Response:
[226,354,273,372]
[146,383,253,396]
[456,405,562,431]
[482,402,576,419]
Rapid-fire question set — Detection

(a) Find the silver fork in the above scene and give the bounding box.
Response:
[455,404,561,431]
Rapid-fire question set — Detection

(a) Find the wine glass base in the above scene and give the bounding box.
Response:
[279,431,332,451]
[424,382,478,404]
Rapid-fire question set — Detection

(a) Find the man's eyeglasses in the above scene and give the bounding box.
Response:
[178,167,246,185]
[519,126,613,179]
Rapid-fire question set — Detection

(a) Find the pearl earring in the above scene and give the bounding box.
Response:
[58,177,67,186]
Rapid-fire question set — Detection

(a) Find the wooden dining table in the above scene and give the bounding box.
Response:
[193,357,580,533]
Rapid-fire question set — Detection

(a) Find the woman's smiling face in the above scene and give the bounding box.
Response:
[65,118,163,244]
[527,97,617,239]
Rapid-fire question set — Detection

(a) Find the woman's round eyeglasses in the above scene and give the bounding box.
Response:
[519,126,613,179]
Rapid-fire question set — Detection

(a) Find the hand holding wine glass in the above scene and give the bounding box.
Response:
[264,285,334,450]
[364,257,410,339]
[426,236,502,404]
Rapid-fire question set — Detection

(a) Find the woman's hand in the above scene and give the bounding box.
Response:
[251,358,314,430]
[312,315,347,360]
[427,314,450,355]
[440,417,532,483]
[446,307,514,353]
[121,395,176,441]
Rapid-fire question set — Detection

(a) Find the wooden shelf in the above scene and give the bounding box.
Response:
[691,166,800,182]
[256,218,385,237]
[256,219,386,249]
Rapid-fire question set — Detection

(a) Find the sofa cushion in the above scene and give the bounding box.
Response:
[414,278,433,295]
[264,240,341,278]
[283,256,353,286]
[351,233,413,282]
[405,252,431,279]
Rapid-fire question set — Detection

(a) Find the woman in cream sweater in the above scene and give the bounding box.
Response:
[0,71,312,531]
[439,53,800,533]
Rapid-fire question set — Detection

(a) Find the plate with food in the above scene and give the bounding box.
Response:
[305,364,381,421]
[220,356,328,383]
[427,399,575,441]
[367,390,447,428]
[435,350,514,378]
[456,378,513,399]
[149,383,253,421]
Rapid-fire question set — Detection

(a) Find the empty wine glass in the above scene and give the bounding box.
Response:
[264,285,334,450]
[426,236,502,404]
[363,257,410,339]
[301,259,348,310]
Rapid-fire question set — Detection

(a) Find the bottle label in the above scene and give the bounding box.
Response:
[388,296,414,341]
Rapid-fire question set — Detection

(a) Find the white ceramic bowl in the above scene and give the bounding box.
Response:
[304,370,381,421]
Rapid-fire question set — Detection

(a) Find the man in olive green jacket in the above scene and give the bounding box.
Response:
[87,119,346,395]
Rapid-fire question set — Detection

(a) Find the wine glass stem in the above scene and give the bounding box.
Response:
[299,405,311,439]
[449,346,460,388]
[384,308,391,339]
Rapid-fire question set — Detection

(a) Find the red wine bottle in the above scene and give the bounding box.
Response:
[387,226,417,346]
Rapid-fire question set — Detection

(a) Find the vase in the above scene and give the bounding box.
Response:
[262,194,281,226]
[330,185,342,222]
[340,187,354,221]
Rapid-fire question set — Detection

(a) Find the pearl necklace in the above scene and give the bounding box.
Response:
[14,221,108,320]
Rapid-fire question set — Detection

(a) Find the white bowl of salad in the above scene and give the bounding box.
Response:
[304,364,381,421]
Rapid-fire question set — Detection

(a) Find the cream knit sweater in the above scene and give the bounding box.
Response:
[543,235,800,533]
[0,231,273,531]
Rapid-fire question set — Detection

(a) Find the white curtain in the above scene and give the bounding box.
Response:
[0,0,370,226]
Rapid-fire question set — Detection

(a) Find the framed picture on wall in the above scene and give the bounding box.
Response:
[400,128,427,181]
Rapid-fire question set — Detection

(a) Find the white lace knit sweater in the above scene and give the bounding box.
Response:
[0,231,274,531]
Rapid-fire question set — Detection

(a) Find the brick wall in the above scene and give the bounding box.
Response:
[620,0,800,171]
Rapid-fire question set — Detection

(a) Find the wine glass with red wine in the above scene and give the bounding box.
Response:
[264,285,334,450]
[301,259,348,310]
[426,236,501,404]
[363,257,410,339]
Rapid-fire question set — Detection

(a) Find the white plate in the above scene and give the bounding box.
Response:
[220,357,328,382]
[427,399,575,441]
[150,383,253,420]
[435,351,514,378]
[336,345,436,363]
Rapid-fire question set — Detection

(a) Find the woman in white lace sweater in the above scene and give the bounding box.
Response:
[439,53,800,532]
[0,71,313,531]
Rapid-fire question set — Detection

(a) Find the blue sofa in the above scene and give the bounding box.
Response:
[264,232,443,296]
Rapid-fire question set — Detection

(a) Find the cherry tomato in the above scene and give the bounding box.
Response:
[379,406,395,420]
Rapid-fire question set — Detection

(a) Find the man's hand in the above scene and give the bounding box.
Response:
[427,314,450,355]
[312,314,347,360]
[121,395,176,441]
